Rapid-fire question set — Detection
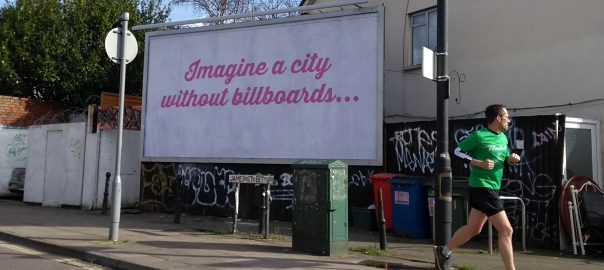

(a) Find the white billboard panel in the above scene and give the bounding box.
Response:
[142,9,383,165]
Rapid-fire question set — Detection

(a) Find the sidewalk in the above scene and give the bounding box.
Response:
[0,199,602,270]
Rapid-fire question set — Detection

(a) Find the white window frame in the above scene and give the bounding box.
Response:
[411,8,437,66]
[564,117,602,188]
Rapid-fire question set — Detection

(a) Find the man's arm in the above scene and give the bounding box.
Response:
[507,153,521,165]
[454,147,493,170]
[453,147,472,161]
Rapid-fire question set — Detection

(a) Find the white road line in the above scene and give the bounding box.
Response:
[0,240,106,270]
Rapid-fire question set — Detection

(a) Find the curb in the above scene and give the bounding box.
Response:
[0,230,157,270]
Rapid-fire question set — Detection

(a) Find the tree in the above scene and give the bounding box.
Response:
[0,0,170,106]
[171,0,299,24]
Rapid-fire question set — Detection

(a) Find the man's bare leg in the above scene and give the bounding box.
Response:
[489,211,515,270]
[447,208,488,251]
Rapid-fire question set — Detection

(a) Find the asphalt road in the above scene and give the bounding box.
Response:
[0,240,110,270]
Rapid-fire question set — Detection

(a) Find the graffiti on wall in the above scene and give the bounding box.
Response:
[349,169,374,187]
[139,115,562,249]
[141,163,301,219]
[97,106,142,130]
[386,116,564,249]
[141,163,177,212]
[500,121,562,244]
[69,138,82,160]
[141,162,379,220]
[390,127,437,174]
[348,168,376,207]
[178,165,236,208]
[272,173,294,210]
[5,133,27,162]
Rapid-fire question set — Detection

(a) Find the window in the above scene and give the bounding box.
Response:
[411,9,437,66]
[564,118,602,188]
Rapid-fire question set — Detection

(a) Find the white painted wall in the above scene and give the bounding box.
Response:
[23,126,45,203]
[312,0,604,120]
[24,123,140,209]
[24,123,86,206]
[81,129,140,209]
[313,0,604,177]
[0,128,28,196]
[81,132,100,209]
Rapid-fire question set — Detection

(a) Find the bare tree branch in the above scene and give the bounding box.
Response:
[171,0,299,24]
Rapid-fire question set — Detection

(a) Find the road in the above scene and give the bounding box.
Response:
[0,240,110,270]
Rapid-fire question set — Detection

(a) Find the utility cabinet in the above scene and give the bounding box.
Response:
[292,160,348,256]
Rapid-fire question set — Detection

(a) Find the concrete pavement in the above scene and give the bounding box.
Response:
[0,199,602,270]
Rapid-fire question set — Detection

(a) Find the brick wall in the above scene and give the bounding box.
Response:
[0,95,65,127]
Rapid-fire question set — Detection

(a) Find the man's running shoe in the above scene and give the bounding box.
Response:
[434,245,452,270]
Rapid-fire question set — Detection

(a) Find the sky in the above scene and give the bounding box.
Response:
[2,0,201,22]
[167,2,202,22]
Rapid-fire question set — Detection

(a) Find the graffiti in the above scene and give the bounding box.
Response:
[501,173,557,242]
[141,163,299,218]
[390,128,437,174]
[179,165,235,208]
[349,169,374,187]
[271,173,294,209]
[5,133,27,161]
[142,162,381,219]
[453,125,484,145]
[348,168,376,208]
[452,124,484,171]
[531,121,562,148]
[33,107,85,125]
[503,121,561,247]
[386,115,564,249]
[69,138,82,159]
[141,163,177,212]
[504,125,530,178]
[97,106,142,130]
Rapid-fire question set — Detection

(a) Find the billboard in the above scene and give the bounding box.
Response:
[141,8,383,165]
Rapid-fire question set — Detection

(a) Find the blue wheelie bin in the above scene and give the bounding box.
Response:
[391,178,429,238]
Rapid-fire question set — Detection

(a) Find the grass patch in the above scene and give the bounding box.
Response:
[240,233,290,241]
[213,230,291,241]
[212,229,232,235]
[458,265,476,270]
[349,246,388,256]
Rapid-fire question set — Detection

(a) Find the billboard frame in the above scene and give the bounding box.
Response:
[140,6,384,166]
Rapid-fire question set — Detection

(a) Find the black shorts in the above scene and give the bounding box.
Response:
[469,187,504,217]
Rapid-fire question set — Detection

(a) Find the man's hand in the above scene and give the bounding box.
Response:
[482,159,494,170]
[471,159,494,170]
[508,153,521,165]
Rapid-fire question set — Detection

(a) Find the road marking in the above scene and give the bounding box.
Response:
[0,240,106,269]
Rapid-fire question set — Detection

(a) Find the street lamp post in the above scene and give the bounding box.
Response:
[434,0,452,248]
[108,12,129,241]
[104,12,137,241]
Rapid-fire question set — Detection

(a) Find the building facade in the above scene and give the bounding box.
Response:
[304,0,604,184]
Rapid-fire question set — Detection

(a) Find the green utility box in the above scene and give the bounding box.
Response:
[292,160,348,256]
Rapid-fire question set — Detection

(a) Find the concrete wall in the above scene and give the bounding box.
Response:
[24,123,86,206]
[81,129,140,209]
[24,123,140,208]
[0,128,28,195]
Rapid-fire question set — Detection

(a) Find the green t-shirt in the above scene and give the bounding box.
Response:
[458,128,510,190]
